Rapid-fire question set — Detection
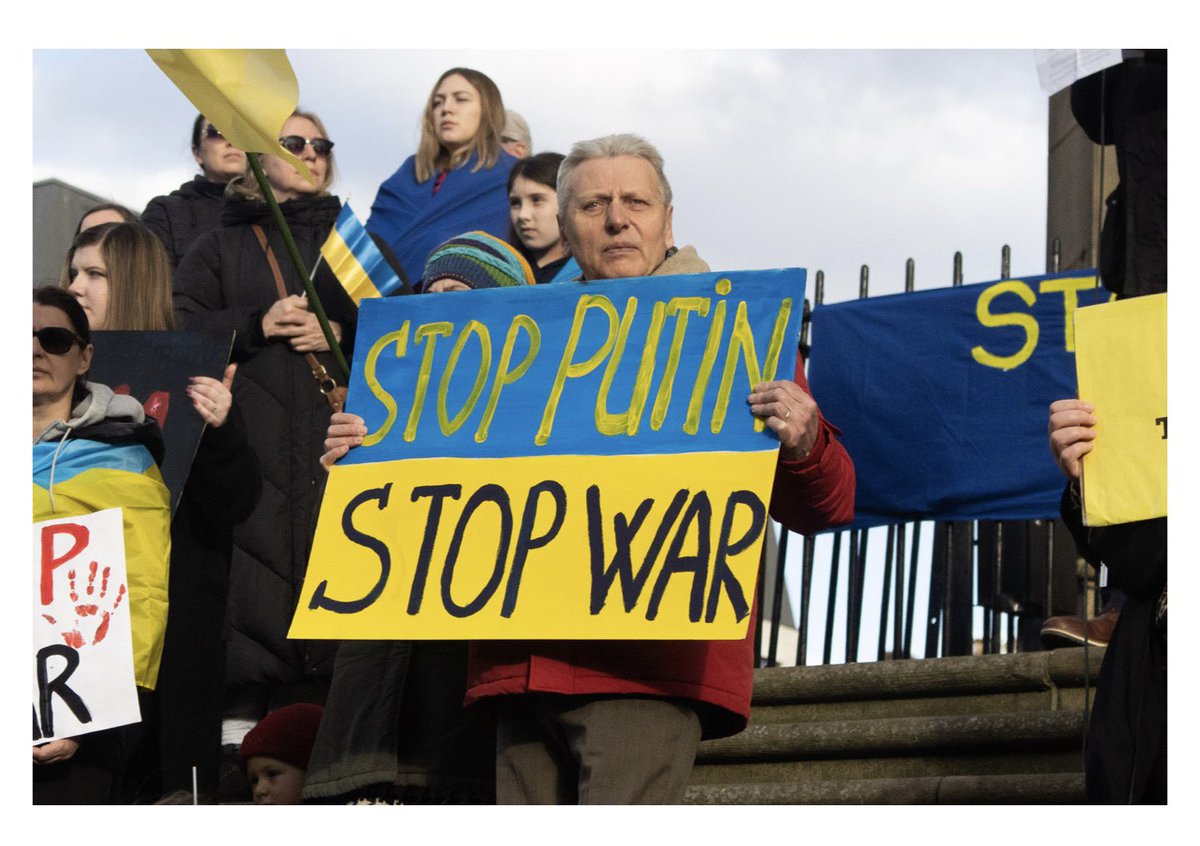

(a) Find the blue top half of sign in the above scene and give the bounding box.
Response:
[340,267,807,463]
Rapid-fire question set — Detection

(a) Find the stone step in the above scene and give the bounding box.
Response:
[749,647,1104,706]
[684,649,1099,803]
[751,686,1092,724]
[698,710,1085,764]
[685,772,1085,804]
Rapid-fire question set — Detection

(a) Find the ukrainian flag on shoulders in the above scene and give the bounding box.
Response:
[322,203,404,305]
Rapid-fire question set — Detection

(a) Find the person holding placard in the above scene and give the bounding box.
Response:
[320,134,855,804]
[33,286,171,804]
[1042,51,1167,804]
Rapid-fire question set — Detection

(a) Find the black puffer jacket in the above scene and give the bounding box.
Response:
[173,192,357,713]
[142,176,228,268]
[1070,51,1167,298]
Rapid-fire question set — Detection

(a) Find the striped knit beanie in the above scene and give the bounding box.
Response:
[421,231,535,291]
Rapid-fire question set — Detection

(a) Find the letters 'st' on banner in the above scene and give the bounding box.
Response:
[290,268,806,640]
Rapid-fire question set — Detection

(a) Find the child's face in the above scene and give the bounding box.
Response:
[245,756,306,805]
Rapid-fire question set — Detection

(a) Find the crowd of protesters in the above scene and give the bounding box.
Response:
[33,54,1165,806]
[32,64,856,805]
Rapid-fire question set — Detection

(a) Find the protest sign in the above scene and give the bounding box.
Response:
[1075,292,1167,526]
[33,509,140,742]
[289,268,805,640]
[90,330,232,513]
[808,270,1112,529]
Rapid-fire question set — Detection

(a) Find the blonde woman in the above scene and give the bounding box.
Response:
[367,68,517,287]
[173,109,359,794]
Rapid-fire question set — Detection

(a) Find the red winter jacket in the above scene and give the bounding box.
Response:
[464,340,856,740]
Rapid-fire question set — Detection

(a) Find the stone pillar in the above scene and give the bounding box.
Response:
[1045,88,1119,274]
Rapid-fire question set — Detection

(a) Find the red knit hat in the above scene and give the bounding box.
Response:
[238,703,325,771]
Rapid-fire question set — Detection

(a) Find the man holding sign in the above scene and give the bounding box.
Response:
[325,134,855,803]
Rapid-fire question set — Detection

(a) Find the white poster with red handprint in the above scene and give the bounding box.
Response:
[33,508,140,742]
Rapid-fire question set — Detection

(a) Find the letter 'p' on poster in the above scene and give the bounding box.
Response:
[33,508,141,742]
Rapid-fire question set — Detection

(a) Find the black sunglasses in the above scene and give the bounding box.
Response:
[203,123,225,141]
[34,327,84,355]
[278,135,334,157]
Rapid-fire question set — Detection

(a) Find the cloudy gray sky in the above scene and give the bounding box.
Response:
[33,48,1050,305]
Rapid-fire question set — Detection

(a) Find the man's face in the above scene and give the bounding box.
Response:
[560,155,674,280]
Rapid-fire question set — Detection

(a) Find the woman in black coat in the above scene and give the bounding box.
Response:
[142,113,248,268]
[173,110,358,755]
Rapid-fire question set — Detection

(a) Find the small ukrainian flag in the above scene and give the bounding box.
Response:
[321,203,403,305]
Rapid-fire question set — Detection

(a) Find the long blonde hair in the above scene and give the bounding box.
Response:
[62,222,174,331]
[414,68,506,184]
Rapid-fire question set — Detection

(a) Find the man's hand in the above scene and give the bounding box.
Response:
[1048,398,1096,481]
[33,738,79,765]
[748,380,820,461]
[321,412,368,470]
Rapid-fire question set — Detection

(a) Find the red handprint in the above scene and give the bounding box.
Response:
[40,561,127,649]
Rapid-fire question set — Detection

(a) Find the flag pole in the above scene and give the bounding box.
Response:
[247,153,350,381]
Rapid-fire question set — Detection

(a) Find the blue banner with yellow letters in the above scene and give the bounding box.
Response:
[808,270,1110,529]
[290,267,805,640]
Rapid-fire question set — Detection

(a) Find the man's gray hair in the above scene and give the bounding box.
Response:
[503,110,532,147]
[557,133,673,211]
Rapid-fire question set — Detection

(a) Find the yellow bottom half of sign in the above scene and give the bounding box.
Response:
[289,450,778,641]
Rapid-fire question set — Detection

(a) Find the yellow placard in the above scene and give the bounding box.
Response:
[289,450,777,640]
[1074,293,1167,526]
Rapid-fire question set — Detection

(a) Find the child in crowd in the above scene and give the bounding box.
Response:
[239,703,324,805]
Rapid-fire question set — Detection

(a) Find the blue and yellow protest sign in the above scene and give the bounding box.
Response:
[1075,292,1167,526]
[808,270,1112,529]
[289,268,805,640]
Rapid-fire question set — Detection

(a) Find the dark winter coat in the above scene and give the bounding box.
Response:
[173,192,357,712]
[1070,50,1167,298]
[150,405,262,797]
[142,176,229,268]
[1061,485,1167,803]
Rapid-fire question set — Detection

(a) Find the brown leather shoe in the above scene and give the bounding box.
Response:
[1039,607,1120,649]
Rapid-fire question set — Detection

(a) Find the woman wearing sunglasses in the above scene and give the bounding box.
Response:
[367,67,517,288]
[62,220,262,802]
[174,109,369,785]
[141,114,249,268]
[33,286,171,803]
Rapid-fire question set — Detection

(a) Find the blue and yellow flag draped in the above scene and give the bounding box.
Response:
[33,440,171,690]
[321,203,404,305]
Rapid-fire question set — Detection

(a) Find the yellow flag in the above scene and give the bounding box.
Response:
[146,49,314,183]
[1074,292,1167,526]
